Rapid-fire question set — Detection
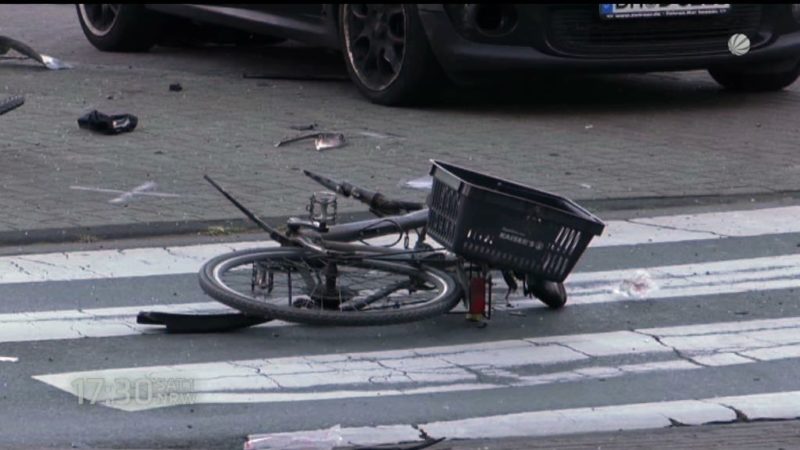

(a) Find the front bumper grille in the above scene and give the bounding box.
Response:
[546,5,766,58]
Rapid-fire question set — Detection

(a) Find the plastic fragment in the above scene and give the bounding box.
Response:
[402,176,433,190]
[244,425,343,450]
[615,270,658,298]
[0,356,18,363]
[78,110,138,135]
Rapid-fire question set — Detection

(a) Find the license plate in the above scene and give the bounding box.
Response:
[599,4,731,19]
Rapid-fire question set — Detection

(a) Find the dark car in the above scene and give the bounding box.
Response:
[77,4,800,105]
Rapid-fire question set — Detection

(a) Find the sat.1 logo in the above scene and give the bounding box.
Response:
[728,34,751,56]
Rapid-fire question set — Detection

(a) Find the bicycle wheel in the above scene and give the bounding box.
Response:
[199,247,462,326]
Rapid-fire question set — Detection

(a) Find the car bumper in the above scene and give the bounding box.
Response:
[417,5,800,79]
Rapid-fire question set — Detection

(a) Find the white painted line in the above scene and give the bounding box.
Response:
[33,315,800,411]
[593,205,800,247]
[7,250,800,344]
[247,390,800,446]
[0,234,409,285]
[567,253,800,304]
[0,241,274,285]
[70,182,182,204]
[2,205,800,285]
[0,302,290,344]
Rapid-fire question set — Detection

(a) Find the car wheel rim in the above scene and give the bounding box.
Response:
[78,4,121,37]
[343,4,407,91]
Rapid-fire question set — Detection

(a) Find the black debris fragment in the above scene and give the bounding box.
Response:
[289,123,317,131]
[0,95,24,116]
[78,110,138,135]
[169,83,183,92]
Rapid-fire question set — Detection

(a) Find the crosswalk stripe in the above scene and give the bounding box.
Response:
[5,249,800,344]
[597,205,800,247]
[2,205,800,285]
[32,314,800,411]
[0,302,291,344]
[245,391,800,446]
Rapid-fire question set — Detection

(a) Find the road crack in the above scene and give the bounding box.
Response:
[625,219,732,239]
[632,330,709,367]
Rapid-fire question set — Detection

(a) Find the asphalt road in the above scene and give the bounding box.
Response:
[4,200,800,448]
[3,4,800,450]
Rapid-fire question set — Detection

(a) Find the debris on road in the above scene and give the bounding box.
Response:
[244,72,349,82]
[137,311,271,333]
[289,123,317,131]
[0,356,18,363]
[169,82,183,92]
[77,110,138,135]
[245,425,343,450]
[315,133,346,151]
[0,35,71,70]
[615,270,658,298]
[402,176,433,190]
[358,130,403,139]
[275,132,321,147]
[0,95,24,116]
[275,132,347,151]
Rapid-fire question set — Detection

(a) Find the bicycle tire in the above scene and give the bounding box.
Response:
[199,247,462,326]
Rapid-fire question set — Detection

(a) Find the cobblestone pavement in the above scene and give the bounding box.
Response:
[2,4,800,243]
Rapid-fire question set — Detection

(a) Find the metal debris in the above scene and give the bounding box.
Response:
[315,133,346,151]
[275,132,346,151]
[0,95,24,116]
[0,35,71,70]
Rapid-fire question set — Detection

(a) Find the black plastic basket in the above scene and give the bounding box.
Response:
[426,160,605,282]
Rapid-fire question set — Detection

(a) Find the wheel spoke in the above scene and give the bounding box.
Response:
[340,279,412,311]
[350,4,370,20]
[382,44,402,74]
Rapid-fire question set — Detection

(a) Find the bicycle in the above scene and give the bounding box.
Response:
[197,160,605,327]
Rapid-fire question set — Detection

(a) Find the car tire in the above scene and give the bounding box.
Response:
[76,4,164,52]
[339,4,445,106]
[709,60,800,92]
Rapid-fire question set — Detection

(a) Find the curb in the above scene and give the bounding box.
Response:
[3,190,800,247]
